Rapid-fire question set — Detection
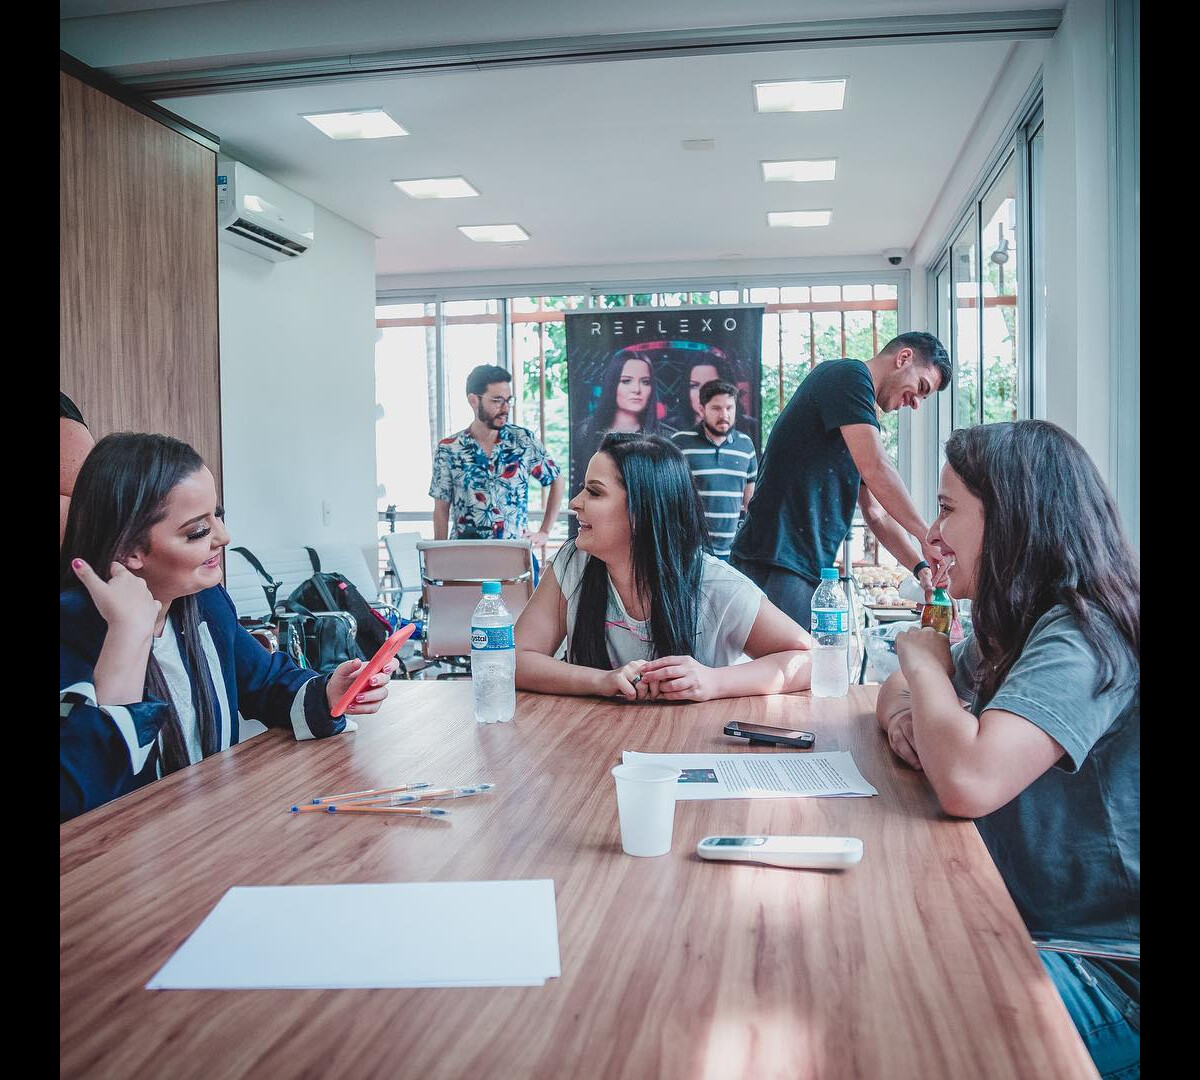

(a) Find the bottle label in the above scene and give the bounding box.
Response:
[812,609,848,634]
[471,625,514,651]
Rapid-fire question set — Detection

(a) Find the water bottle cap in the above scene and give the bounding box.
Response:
[819,567,839,581]
[931,587,952,604]
[481,580,501,595]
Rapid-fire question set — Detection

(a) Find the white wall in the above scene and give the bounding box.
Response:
[219,203,378,566]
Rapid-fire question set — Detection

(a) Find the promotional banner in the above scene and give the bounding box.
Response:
[565,306,764,499]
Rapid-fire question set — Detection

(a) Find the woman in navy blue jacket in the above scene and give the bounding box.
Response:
[60,433,397,823]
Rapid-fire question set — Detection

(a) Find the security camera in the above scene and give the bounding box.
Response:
[883,248,907,266]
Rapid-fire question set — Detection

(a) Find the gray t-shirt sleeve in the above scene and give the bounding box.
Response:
[951,637,976,701]
[957,612,1133,774]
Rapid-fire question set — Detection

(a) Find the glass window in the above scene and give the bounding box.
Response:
[1029,118,1045,418]
[932,96,1040,442]
[780,310,813,406]
[508,295,576,509]
[376,302,431,320]
[443,299,503,434]
[980,155,1019,424]
[375,279,907,522]
[760,311,783,434]
[812,310,842,362]
[951,217,980,427]
[375,304,436,514]
[844,310,874,358]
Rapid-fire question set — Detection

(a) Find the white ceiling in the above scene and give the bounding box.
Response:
[63,2,1047,279]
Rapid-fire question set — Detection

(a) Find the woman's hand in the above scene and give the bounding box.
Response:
[599,659,650,700]
[886,711,923,771]
[325,657,401,715]
[894,626,956,678]
[71,558,161,638]
[639,655,719,702]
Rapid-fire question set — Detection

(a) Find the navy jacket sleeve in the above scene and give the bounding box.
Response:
[206,586,345,739]
[60,589,169,823]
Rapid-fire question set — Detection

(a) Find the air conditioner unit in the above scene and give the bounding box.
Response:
[216,158,314,262]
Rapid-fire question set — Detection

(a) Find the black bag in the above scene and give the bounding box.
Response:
[285,548,391,670]
[285,598,360,673]
[274,611,309,668]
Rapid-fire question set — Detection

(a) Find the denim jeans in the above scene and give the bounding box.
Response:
[1039,950,1140,1080]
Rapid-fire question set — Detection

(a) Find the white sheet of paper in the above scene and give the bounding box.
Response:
[622,750,878,800]
[146,879,560,990]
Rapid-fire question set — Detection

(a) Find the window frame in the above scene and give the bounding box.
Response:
[378,268,911,466]
[925,75,1044,501]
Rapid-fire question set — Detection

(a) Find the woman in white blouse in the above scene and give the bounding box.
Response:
[516,433,812,701]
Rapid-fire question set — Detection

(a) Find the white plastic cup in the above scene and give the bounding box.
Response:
[611,763,681,857]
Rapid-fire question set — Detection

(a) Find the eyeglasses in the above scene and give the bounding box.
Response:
[486,396,515,407]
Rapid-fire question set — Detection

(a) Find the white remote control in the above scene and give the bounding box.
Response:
[696,835,864,869]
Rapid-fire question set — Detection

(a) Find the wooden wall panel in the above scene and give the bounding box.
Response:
[59,70,221,492]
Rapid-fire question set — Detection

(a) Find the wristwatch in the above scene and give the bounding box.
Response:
[912,560,930,576]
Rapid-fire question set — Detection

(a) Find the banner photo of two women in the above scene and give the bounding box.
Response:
[564,306,764,504]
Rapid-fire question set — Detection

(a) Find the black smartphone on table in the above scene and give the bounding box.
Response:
[723,721,815,749]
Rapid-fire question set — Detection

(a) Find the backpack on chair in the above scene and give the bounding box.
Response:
[285,548,392,671]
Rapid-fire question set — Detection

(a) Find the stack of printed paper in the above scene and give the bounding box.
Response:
[147,879,561,989]
[622,750,877,799]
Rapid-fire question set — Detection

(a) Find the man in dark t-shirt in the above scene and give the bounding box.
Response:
[731,333,951,630]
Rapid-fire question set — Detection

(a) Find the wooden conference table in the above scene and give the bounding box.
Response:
[60,684,1097,1079]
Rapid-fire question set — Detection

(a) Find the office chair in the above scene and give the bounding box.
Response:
[415,539,534,678]
[381,531,425,621]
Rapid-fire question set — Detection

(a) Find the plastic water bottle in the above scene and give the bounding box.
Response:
[470,581,516,724]
[810,568,850,698]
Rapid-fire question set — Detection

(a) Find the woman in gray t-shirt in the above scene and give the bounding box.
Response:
[876,420,1139,1079]
[516,433,812,702]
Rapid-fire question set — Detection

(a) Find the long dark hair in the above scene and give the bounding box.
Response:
[943,421,1139,706]
[586,349,661,434]
[566,433,709,669]
[60,432,221,776]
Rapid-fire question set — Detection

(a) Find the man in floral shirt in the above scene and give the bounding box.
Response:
[430,365,563,544]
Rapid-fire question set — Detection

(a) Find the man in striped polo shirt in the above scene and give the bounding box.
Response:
[671,380,757,560]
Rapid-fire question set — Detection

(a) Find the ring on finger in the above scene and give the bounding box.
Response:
[629,673,643,687]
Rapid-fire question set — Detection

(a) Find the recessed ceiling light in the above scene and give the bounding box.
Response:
[753,79,847,113]
[762,159,837,183]
[459,224,530,243]
[393,176,480,199]
[768,210,832,228]
[301,109,408,140]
